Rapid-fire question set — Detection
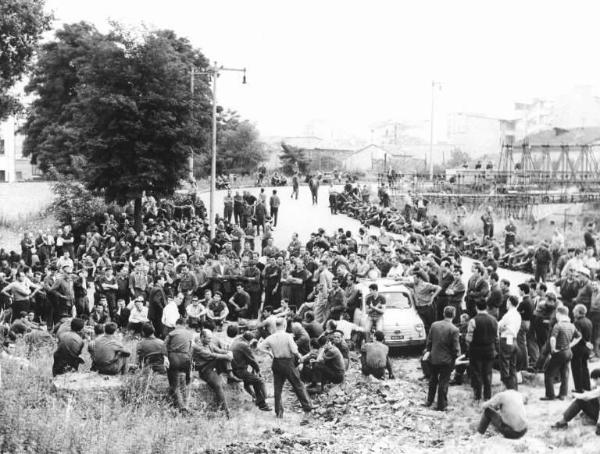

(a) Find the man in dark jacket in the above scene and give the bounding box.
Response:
[424,306,460,411]
[231,330,271,411]
[486,272,503,319]
[147,275,167,337]
[465,263,489,318]
[467,301,499,401]
[52,318,85,376]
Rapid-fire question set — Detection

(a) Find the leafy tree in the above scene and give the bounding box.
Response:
[279,142,309,175]
[24,24,213,231]
[22,22,106,174]
[73,28,211,231]
[218,119,264,173]
[0,0,51,119]
[446,148,472,169]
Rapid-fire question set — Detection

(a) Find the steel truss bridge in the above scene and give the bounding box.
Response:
[379,143,600,219]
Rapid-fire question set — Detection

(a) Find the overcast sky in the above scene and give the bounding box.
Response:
[45,0,600,138]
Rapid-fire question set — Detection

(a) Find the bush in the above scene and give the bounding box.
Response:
[50,178,108,232]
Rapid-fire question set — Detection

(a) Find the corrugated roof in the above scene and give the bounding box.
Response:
[515,127,600,146]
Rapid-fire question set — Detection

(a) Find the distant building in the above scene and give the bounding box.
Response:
[446,112,516,157]
[513,85,600,140]
[280,137,354,172]
[0,116,40,182]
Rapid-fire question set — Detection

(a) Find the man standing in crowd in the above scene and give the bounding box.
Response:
[165,318,193,412]
[467,301,499,402]
[541,306,581,401]
[424,306,460,411]
[231,330,271,411]
[260,318,312,419]
[497,295,521,390]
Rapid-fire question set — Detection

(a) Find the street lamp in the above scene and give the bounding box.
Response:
[191,62,247,239]
[429,80,442,180]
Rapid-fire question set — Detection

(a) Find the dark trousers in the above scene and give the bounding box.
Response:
[312,362,344,385]
[535,263,549,282]
[224,206,233,224]
[571,350,591,392]
[427,363,453,410]
[248,290,261,318]
[516,321,529,371]
[499,337,518,390]
[416,305,434,332]
[234,369,268,408]
[563,398,599,423]
[478,407,527,439]
[199,367,228,413]
[532,317,550,355]
[471,356,493,400]
[167,354,190,409]
[544,349,571,398]
[270,207,279,226]
[272,358,312,417]
[234,209,243,226]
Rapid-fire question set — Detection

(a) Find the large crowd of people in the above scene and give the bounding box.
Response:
[0,175,599,439]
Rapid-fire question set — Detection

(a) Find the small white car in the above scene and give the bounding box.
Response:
[354,278,426,348]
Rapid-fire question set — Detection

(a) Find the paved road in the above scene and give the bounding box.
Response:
[199,185,533,288]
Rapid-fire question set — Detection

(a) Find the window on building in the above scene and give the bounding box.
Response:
[16,171,23,181]
[0,139,4,155]
[0,171,5,182]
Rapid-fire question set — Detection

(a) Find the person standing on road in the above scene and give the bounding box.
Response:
[291,173,299,200]
[269,190,280,227]
[423,306,460,411]
[481,206,494,239]
[259,317,312,419]
[223,190,233,224]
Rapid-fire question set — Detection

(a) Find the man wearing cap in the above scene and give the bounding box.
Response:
[52,318,86,376]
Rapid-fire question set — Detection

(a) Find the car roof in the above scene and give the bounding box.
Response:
[356,278,411,294]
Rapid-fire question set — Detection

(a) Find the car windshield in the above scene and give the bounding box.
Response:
[381,292,411,309]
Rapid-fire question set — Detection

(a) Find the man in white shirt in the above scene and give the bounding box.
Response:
[386,256,404,279]
[186,296,206,329]
[161,294,183,338]
[127,296,149,333]
[498,295,521,390]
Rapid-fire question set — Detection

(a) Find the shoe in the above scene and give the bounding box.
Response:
[540,396,555,401]
[557,395,566,401]
[435,406,448,412]
[226,373,242,383]
[422,401,433,408]
[551,421,568,429]
[258,405,272,412]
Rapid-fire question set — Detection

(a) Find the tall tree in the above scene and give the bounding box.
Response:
[279,142,309,175]
[22,22,105,174]
[72,28,211,231]
[0,0,51,119]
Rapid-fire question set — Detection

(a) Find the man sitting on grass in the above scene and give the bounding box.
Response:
[551,368,600,435]
[477,389,528,439]
[89,322,131,375]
